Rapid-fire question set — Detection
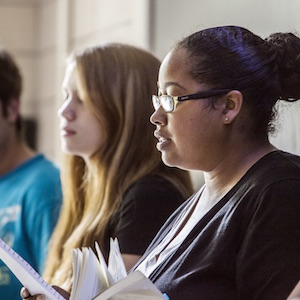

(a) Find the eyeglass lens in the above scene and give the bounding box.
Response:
[152,95,174,112]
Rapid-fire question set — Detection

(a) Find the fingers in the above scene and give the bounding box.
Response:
[20,287,30,299]
[20,287,45,300]
[52,285,70,299]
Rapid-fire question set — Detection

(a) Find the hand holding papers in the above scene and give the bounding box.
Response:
[0,237,167,300]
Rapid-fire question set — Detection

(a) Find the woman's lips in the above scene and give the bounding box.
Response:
[154,132,171,150]
[60,128,76,137]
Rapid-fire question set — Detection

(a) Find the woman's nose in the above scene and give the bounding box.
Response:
[57,99,75,121]
[150,106,166,125]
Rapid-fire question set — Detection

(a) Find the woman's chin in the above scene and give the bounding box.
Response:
[161,154,178,168]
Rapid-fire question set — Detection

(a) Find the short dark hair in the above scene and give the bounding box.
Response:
[176,26,300,137]
[0,49,22,132]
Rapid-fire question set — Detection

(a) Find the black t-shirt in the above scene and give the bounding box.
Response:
[102,175,186,261]
[136,151,300,300]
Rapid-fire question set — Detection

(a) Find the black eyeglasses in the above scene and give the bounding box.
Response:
[152,89,232,113]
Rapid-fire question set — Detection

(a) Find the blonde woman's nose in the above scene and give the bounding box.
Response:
[58,99,76,121]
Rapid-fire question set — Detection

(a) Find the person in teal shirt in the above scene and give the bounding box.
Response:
[0,49,62,299]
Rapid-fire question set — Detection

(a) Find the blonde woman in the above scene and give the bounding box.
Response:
[41,43,193,292]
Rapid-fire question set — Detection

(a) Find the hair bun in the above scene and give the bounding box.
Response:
[266,32,300,101]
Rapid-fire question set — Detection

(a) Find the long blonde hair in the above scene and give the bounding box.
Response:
[43,43,193,290]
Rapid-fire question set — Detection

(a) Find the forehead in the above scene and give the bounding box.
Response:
[62,61,77,89]
[158,48,204,93]
[158,49,194,89]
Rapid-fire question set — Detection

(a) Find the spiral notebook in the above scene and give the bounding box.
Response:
[0,238,65,300]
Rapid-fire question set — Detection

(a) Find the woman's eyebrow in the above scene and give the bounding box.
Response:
[158,81,187,91]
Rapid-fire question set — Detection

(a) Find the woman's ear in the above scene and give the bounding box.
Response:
[222,90,243,124]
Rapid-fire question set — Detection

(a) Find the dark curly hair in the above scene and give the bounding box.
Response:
[175,26,300,137]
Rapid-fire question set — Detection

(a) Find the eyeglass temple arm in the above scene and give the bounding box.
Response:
[178,89,232,101]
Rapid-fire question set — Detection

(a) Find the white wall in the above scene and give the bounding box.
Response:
[0,1,37,119]
[152,0,300,58]
[68,0,151,51]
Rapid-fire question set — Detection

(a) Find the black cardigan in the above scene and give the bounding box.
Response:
[135,151,300,300]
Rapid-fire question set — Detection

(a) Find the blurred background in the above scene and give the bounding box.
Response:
[0,0,299,189]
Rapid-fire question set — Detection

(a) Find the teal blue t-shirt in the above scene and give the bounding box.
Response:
[0,154,62,299]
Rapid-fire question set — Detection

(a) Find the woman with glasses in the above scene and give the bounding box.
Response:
[135,26,300,300]
[22,26,300,300]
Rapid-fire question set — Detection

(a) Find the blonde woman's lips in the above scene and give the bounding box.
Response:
[60,127,76,137]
